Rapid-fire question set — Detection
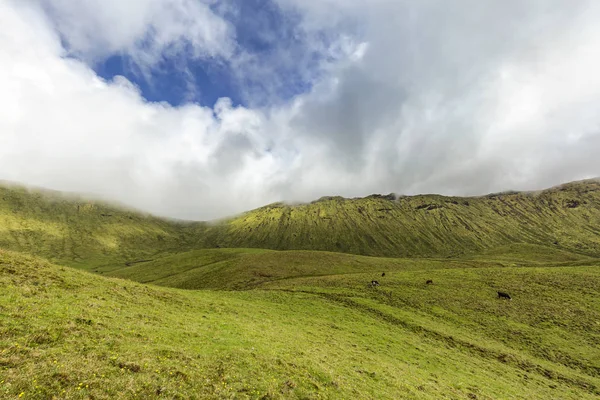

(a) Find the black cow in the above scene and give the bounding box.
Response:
[497,291,512,300]
[381,272,386,277]
[426,279,433,285]
[371,280,380,287]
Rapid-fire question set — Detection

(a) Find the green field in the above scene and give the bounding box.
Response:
[1,181,600,399]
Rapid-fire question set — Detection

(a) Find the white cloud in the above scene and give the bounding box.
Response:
[36,0,235,68]
[273,0,600,198]
[1,0,600,219]
[0,1,280,219]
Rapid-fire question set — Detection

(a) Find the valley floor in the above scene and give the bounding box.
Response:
[2,247,600,399]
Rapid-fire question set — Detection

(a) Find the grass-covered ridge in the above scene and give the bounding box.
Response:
[2,179,600,264]
[198,179,600,257]
[2,249,600,399]
[0,183,204,268]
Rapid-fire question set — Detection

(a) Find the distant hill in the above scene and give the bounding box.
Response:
[197,179,600,258]
[0,183,202,268]
[1,179,600,267]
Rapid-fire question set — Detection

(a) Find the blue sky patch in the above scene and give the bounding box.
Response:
[89,0,326,108]
[94,52,243,108]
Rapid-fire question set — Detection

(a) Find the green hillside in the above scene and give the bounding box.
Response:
[101,245,591,291]
[198,179,600,258]
[0,183,203,268]
[2,249,600,399]
[2,180,600,399]
[2,179,600,266]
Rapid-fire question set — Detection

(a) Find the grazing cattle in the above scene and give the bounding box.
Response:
[371,280,380,287]
[381,272,386,277]
[497,291,512,300]
[426,279,433,285]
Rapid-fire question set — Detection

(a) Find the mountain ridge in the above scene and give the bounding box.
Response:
[1,178,600,266]
[198,178,600,258]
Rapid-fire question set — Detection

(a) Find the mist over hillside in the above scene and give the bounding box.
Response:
[2,179,600,266]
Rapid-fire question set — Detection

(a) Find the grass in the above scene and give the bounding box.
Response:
[2,180,600,265]
[196,179,600,258]
[100,245,592,291]
[2,180,600,398]
[2,249,600,399]
[0,184,203,269]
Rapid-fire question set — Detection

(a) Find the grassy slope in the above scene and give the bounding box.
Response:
[2,180,600,399]
[0,184,203,268]
[2,180,600,265]
[103,246,600,398]
[2,249,600,399]
[102,245,592,291]
[198,180,600,258]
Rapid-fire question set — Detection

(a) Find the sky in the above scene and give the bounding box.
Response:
[1,0,600,220]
